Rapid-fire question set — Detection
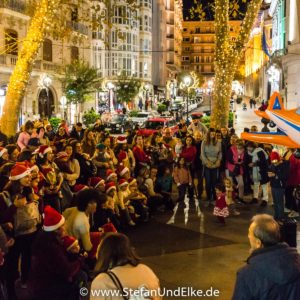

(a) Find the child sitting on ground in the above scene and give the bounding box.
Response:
[213,183,229,224]
[224,178,240,216]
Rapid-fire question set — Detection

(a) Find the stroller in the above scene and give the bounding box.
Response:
[242,102,247,111]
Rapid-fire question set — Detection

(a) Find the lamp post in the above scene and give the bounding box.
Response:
[144,83,150,110]
[183,76,192,123]
[208,80,214,114]
[107,82,115,112]
[39,74,52,118]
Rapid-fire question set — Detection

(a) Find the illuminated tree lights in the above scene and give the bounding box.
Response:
[0,0,60,136]
[211,0,263,128]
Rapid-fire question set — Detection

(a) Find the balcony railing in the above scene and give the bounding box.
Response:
[0,0,26,14]
[0,54,62,73]
[66,21,89,36]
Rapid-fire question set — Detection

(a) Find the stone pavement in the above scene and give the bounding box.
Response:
[127,199,300,300]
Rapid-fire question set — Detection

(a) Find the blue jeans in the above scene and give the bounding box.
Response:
[204,167,219,202]
[271,187,285,220]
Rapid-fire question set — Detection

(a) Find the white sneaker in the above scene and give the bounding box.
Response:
[288,211,299,218]
[128,220,136,226]
[284,207,291,213]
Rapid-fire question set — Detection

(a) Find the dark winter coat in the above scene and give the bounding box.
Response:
[28,230,82,300]
[232,243,300,300]
[268,161,290,189]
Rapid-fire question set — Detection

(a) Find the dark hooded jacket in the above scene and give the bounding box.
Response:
[232,243,300,300]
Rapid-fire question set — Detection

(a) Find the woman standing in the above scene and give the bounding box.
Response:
[226,139,245,201]
[91,233,161,300]
[54,126,69,152]
[201,128,222,206]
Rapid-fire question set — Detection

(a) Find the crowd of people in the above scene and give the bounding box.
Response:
[0,112,300,299]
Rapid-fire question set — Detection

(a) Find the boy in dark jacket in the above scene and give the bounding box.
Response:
[268,151,290,221]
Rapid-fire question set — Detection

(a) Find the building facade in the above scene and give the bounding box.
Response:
[244,8,272,100]
[0,0,91,123]
[152,0,183,100]
[181,20,241,84]
[92,0,153,110]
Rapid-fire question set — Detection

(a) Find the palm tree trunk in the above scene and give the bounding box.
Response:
[0,0,59,137]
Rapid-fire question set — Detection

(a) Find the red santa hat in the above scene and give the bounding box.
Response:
[118,151,127,162]
[128,177,137,186]
[116,136,127,144]
[106,169,117,181]
[9,163,31,181]
[118,178,128,188]
[101,222,118,233]
[43,205,65,232]
[61,235,78,252]
[105,181,116,194]
[73,184,88,193]
[89,177,105,188]
[117,164,129,177]
[270,151,281,162]
[0,147,7,158]
[35,145,52,158]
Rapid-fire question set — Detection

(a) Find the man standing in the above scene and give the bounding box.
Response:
[187,113,208,136]
[246,142,269,206]
[232,214,300,300]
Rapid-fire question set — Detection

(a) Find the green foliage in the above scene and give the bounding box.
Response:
[128,110,139,117]
[115,71,141,104]
[49,117,61,131]
[201,112,234,128]
[61,60,101,105]
[157,104,167,114]
[82,109,101,127]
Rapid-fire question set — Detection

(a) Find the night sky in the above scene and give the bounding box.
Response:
[183,0,248,21]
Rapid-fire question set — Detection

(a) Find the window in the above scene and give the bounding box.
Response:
[183,28,187,32]
[5,30,18,55]
[71,46,79,62]
[71,8,78,22]
[195,28,200,33]
[43,39,52,62]
[183,37,190,42]
[182,56,189,61]
[195,56,199,63]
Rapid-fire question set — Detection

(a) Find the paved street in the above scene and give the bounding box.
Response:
[127,198,300,300]
[196,96,262,135]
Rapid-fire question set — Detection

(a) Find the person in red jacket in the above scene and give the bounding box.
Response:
[133,135,150,174]
[285,149,300,218]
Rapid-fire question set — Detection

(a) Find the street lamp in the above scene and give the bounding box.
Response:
[38,74,52,118]
[144,83,150,110]
[208,80,214,113]
[183,76,192,122]
[107,82,115,112]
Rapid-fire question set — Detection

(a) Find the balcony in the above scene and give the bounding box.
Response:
[0,0,26,14]
[66,21,89,36]
[0,54,62,73]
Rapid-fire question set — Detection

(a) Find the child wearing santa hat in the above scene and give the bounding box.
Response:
[268,151,290,221]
